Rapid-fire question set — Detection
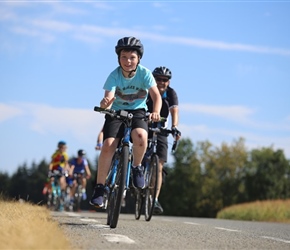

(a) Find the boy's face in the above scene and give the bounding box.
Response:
[155,77,170,94]
[119,50,139,72]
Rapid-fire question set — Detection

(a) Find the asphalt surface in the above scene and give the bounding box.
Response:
[52,210,290,250]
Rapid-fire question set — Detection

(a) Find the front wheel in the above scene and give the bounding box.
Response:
[109,145,129,228]
[144,153,159,221]
[74,184,82,212]
[134,189,144,220]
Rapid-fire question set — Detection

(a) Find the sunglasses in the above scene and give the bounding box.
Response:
[155,78,169,83]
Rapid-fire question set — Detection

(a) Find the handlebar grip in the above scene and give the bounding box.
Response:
[94,106,104,112]
[171,140,177,153]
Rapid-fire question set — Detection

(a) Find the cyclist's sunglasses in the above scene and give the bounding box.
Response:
[155,78,169,83]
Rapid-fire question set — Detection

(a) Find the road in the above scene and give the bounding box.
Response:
[52,211,290,249]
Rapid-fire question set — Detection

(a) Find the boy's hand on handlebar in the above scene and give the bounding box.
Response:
[100,97,115,109]
[149,112,160,122]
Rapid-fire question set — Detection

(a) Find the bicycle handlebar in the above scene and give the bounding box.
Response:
[148,126,181,153]
[94,106,152,120]
[94,106,181,152]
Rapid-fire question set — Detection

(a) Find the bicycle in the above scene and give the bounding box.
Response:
[93,106,149,228]
[72,172,85,212]
[47,170,64,211]
[135,123,181,221]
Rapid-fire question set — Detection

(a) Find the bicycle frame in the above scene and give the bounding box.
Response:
[103,116,133,207]
[94,106,147,228]
[135,120,180,221]
[48,171,63,211]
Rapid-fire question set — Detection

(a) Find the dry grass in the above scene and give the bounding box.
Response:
[217,199,290,223]
[0,198,71,250]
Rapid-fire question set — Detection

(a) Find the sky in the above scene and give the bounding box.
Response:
[1,1,290,176]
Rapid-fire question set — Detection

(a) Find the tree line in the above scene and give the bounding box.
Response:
[0,137,289,217]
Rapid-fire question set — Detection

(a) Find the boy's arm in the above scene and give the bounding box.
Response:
[100,90,115,109]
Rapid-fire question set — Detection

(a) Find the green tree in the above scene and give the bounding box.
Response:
[161,138,202,216]
[244,147,290,201]
[0,172,10,197]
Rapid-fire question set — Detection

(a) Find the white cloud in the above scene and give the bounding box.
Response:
[25,103,104,141]
[180,103,290,131]
[179,123,290,158]
[48,2,87,15]
[180,103,255,123]
[10,26,55,43]
[2,9,290,56]
[29,19,74,32]
[0,102,104,143]
[0,103,24,122]
[92,2,115,10]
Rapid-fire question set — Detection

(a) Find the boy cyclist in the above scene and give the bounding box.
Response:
[90,36,162,208]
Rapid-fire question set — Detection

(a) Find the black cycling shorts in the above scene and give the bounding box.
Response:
[103,109,148,140]
[156,134,168,162]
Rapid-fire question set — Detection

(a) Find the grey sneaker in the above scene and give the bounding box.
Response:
[89,184,105,208]
[153,200,164,214]
[132,166,145,189]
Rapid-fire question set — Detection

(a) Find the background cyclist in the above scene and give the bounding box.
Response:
[69,149,92,201]
[90,36,162,208]
[146,66,181,214]
[48,141,70,200]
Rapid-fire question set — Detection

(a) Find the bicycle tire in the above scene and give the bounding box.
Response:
[47,192,53,210]
[109,145,129,228]
[145,153,159,221]
[134,188,144,220]
[106,152,117,225]
[106,188,112,225]
[54,189,61,211]
[74,184,82,212]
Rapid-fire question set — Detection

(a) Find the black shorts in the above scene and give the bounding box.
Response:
[156,134,168,162]
[103,109,148,140]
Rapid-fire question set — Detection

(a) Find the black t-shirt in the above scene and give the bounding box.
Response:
[146,86,179,118]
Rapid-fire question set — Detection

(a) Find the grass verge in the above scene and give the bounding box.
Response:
[217,199,290,223]
[0,198,71,249]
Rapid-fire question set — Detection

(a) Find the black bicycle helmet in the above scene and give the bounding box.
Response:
[115,36,144,58]
[152,66,172,79]
[58,140,66,148]
[77,149,86,157]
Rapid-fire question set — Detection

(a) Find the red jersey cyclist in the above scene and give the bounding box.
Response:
[48,141,70,193]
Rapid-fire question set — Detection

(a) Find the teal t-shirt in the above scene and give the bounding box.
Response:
[103,64,156,111]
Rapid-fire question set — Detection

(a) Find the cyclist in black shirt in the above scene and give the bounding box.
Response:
[147,66,181,214]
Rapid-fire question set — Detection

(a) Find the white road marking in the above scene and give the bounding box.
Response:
[64,212,81,217]
[161,219,173,222]
[91,224,110,229]
[80,218,99,222]
[215,227,241,232]
[184,222,201,225]
[102,234,135,244]
[261,236,290,244]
